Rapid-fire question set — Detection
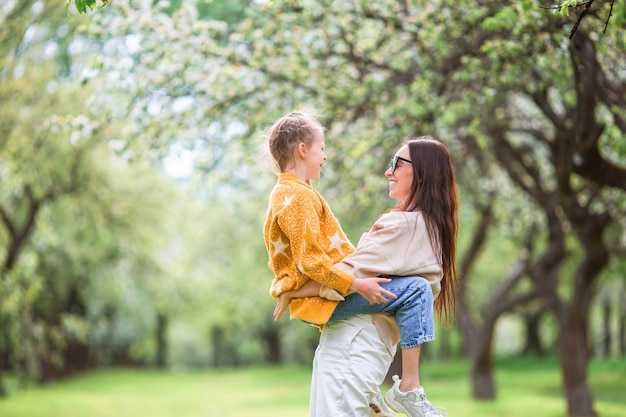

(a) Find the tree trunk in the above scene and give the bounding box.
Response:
[210,325,238,367]
[601,296,611,357]
[260,325,281,364]
[471,335,495,399]
[211,325,227,367]
[39,284,93,382]
[616,285,626,357]
[482,27,616,416]
[0,366,5,398]
[559,313,596,417]
[617,294,626,356]
[0,314,7,397]
[557,208,608,417]
[453,201,536,400]
[155,312,168,369]
[455,203,493,358]
[522,309,546,356]
[466,259,533,400]
[0,187,49,392]
[18,303,41,387]
[437,327,452,360]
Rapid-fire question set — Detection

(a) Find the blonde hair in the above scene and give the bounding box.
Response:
[267,110,324,173]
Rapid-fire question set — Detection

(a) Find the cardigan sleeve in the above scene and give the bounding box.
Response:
[336,212,443,291]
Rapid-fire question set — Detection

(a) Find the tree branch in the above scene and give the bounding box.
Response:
[603,0,615,34]
[457,201,495,343]
[491,133,545,202]
[569,0,595,39]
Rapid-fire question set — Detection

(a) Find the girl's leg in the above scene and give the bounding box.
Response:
[330,277,445,417]
[329,276,435,346]
[399,346,421,391]
[329,276,435,391]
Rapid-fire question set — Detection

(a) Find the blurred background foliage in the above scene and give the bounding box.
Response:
[1,0,625,416]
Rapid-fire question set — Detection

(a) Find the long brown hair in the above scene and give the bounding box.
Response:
[400,137,460,323]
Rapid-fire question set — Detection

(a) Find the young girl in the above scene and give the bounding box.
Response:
[263,110,459,417]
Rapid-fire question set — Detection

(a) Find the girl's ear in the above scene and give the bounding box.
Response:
[297,142,307,159]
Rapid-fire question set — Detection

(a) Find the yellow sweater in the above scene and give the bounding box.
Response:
[264,173,355,325]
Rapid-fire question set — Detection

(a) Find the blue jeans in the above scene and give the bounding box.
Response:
[328,276,435,349]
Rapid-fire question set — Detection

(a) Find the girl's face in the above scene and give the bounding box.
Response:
[385,144,414,204]
[302,129,327,181]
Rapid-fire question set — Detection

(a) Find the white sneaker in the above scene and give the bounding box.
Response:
[384,375,447,417]
[369,388,396,417]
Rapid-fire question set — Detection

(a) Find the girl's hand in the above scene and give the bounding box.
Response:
[348,277,397,305]
[273,293,291,321]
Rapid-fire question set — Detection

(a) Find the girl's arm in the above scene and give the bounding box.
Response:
[273,280,323,321]
[274,280,354,321]
[275,190,395,306]
[274,278,396,321]
[276,192,354,293]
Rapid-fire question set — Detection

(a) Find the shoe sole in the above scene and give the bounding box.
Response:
[370,396,396,417]
[383,394,409,415]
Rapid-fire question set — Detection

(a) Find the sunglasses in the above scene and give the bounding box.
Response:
[390,155,412,173]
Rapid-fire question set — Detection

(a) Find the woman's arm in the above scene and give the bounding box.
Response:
[338,212,442,283]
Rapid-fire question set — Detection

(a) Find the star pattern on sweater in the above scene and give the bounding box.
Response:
[282,195,294,208]
[302,219,314,251]
[271,236,289,258]
[328,231,348,256]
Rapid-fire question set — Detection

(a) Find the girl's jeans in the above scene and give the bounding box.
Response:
[328,276,435,349]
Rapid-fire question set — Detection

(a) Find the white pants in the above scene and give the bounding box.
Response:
[310,315,396,417]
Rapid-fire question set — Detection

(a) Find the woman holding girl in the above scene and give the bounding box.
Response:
[263,110,459,417]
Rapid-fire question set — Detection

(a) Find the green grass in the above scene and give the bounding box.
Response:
[0,357,624,417]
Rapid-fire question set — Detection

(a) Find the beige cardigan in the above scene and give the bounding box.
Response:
[336,210,443,296]
[328,210,443,350]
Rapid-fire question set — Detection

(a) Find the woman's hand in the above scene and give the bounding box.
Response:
[348,277,397,305]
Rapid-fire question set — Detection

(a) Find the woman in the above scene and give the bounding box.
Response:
[308,138,459,417]
[263,113,459,417]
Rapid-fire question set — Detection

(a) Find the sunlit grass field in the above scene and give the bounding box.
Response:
[0,357,624,417]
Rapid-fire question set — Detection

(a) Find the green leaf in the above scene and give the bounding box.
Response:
[66,0,100,15]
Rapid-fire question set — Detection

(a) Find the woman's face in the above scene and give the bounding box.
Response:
[385,144,413,204]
